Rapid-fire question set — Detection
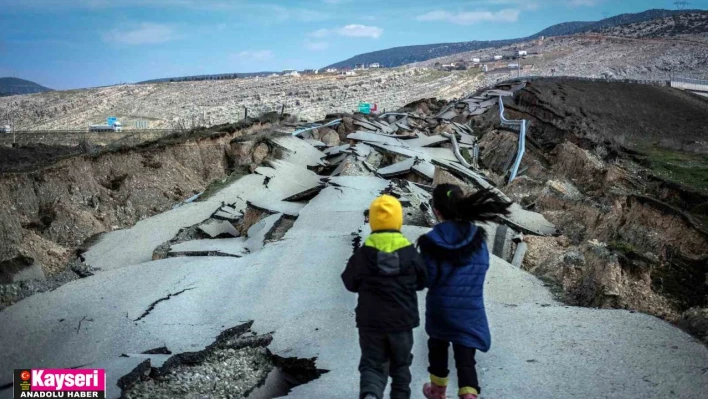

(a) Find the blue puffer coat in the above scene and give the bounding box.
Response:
[417,221,491,351]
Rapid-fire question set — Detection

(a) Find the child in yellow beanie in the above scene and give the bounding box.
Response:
[342,195,428,399]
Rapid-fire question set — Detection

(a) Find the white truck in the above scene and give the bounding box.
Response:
[0,125,11,134]
[88,122,122,132]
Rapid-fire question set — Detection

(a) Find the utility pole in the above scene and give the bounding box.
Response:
[518,60,521,78]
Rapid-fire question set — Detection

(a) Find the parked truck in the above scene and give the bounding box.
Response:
[0,125,11,134]
[88,122,122,132]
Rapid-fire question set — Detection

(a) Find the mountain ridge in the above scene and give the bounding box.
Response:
[0,77,52,97]
[325,9,706,69]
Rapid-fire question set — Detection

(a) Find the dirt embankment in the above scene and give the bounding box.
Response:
[475,79,708,342]
[0,120,278,307]
[507,79,708,153]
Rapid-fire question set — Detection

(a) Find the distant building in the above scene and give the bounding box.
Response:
[369,63,381,68]
[303,69,316,75]
[325,68,338,73]
[518,50,528,57]
[354,63,366,70]
[471,58,481,63]
[282,69,299,76]
[493,55,503,61]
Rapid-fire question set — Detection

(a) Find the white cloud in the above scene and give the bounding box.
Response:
[309,24,383,39]
[230,50,274,62]
[416,9,520,25]
[568,0,600,6]
[309,29,330,38]
[304,40,329,51]
[337,24,383,38]
[103,23,180,45]
[483,0,540,10]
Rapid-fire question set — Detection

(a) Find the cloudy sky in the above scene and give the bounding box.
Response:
[1,0,706,89]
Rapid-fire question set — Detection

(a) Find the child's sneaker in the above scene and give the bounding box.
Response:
[423,382,447,399]
[363,395,378,399]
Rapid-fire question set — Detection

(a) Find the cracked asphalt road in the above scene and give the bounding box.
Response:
[1,178,707,399]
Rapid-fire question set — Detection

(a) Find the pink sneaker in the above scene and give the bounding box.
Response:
[423,382,447,399]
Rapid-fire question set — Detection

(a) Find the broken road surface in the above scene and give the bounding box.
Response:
[1,180,707,398]
[2,82,708,399]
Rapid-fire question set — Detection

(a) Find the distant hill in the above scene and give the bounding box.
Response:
[0,77,52,97]
[138,71,278,84]
[325,9,704,69]
[592,11,708,38]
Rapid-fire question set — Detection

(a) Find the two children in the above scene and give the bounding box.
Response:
[343,185,511,399]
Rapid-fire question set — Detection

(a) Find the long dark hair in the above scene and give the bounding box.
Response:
[419,184,512,286]
[431,184,512,222]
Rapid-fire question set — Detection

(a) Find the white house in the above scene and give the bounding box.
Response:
[471,58,481,63]
[325,68,338,73]
[369,63,381,68]
[518,50,528,56]
[493,55,503,61]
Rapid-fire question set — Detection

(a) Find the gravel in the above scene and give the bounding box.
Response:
[123,346,273,399]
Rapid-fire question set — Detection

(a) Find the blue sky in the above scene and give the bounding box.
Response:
[1,0,706,89]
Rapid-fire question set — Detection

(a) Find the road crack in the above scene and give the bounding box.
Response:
[134,287,196,322]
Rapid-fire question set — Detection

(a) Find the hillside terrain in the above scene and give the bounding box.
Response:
[0,68,482,130]
[138,71,279,84]
[416,15,708,82]
[471,78,708,340]
[594,11,708,41]
[0,77,52,97]
[326,9,703,69]
[3,11,707,134]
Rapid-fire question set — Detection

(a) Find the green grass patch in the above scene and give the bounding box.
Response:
[640,146,708,194]
[197,171,248,202]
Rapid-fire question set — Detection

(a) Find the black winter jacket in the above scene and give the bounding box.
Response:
[342,231,428,333]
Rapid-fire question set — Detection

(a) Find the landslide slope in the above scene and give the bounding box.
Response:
[474,78,708,341]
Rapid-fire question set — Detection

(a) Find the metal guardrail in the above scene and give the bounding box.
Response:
[670,77,708,92]
[498,96,527,184]
[290,119,342,136]
[671,77,708,85]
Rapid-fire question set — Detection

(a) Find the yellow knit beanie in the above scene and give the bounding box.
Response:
[369,195,403,232]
